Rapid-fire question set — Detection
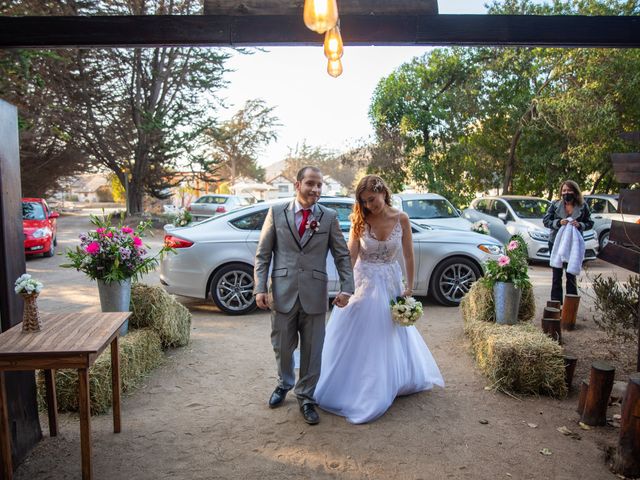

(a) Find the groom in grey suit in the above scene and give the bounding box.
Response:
[254,166,354,424]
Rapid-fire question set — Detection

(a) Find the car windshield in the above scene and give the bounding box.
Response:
[402,199,458,219]
[506,199,550,218]
[22,202,46,220]
[196,196,228,204]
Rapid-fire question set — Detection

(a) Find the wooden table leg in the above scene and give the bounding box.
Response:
[0,372,13,480]
[78,368,92,480]
[111,336,121,434]
[44,369,58,437]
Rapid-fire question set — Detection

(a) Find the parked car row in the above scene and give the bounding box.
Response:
[160,197,504,315]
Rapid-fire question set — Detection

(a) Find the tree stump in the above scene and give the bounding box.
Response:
[541,318,562,344]
[561,294,580,331]
[577,379,589,415]
[613,374,640,478]
[581,361,615,426]
[543,307,561,319]
[546,300,561,309]
[564,355,578,391]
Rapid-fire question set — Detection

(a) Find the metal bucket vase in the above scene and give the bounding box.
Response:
[97,278,131,336]
[493,281,522,325]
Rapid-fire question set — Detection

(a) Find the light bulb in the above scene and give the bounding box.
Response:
[304,0,339,34]
[327,58,343,78]
[324,25,343,60]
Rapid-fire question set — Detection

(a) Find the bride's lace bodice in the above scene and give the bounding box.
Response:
[358,221,403,264]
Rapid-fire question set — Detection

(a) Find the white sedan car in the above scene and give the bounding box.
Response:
[160,197,504,314]
[392,193,473,231]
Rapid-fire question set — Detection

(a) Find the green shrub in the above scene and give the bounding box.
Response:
[592,273,639,343]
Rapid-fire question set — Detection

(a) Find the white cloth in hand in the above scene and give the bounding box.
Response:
[549,216,585,275]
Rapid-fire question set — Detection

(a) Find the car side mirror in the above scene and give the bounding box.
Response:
[498,212,508,223]
[49,211,60,219]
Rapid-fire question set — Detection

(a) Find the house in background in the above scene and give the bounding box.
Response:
[266,174,295,200]
[57,173,111,203]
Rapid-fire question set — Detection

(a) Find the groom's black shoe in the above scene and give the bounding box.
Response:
[268,387,289,408]
[300,404,320,425]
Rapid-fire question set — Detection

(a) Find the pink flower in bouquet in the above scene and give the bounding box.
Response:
[85,242,100,255]
[498,255,510,267]
[121,226,133,234]
[133,236,143,247]
[96,228,105,235]
[105,231,113,238]
[507,240,519,251]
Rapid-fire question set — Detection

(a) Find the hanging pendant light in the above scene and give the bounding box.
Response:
[327,58,343,78]
[323,24,343,61]
[304,0,339,34]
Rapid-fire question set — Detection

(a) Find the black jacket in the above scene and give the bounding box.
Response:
[543,200,594,245]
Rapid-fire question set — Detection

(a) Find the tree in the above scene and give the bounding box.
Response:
[204,99,279,183]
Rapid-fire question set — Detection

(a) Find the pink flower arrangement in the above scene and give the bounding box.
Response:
[498,255,510,266]
[507,240,519,251]
[483,238,530,289]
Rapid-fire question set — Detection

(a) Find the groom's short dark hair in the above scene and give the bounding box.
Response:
[297,166,322,182]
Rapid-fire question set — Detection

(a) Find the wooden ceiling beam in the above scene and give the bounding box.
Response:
[203,0,438,16]
[1,14,639,49]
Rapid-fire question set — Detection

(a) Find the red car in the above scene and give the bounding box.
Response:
[22,198,59,257]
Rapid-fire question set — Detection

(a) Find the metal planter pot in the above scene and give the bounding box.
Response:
[493,281,522,325]
[97,278,131,336]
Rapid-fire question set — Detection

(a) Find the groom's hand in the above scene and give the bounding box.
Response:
[332,293,350,308]
[256,293,269,310]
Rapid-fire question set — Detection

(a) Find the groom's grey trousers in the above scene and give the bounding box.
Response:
[271,298,326,406]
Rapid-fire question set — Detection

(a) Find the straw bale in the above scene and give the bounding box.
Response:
[460,280,535,323]
[130,283,191,348]
[38,328,163,415]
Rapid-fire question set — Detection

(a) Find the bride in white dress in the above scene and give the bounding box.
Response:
[315,175,444,424]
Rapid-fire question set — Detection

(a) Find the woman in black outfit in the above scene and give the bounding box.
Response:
[542,180,594,304]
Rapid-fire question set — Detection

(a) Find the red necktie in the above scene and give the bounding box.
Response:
[298,209,311,237]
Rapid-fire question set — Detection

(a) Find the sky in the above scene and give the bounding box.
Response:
[219,1,491,170]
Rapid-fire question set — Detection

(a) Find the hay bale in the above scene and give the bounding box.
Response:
[460,280,535,323]
[130,283,191,348]
[462,299,567,398]
[38,328,163,415]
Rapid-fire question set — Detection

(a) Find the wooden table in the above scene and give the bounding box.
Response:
[0,311,130,480]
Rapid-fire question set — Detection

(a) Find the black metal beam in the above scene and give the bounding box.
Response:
[0,14,639,49]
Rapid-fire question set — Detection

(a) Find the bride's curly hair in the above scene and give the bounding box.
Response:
[350,175,392,240]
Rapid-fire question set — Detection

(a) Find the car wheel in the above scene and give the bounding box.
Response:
[53,235,58,247]
[429,256,482,306]
[44,241,55,257]
[599,230,609,250]
[210,263,257,315]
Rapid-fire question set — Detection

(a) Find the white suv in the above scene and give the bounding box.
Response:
[584,194,640,249]
[463,195,599,261]
[392,193,472,231]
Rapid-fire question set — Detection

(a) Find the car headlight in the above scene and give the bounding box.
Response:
[528,229,549,242]
[32,228,52,239]
[478,244,504,255]
[583,231,595,241]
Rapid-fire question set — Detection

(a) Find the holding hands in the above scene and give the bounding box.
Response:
[332,292,350,308]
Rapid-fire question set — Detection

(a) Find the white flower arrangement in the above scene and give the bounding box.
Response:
[173,208,192,227]
[14,274,43,295]
[471,220,490,235]
[390,296,423,326]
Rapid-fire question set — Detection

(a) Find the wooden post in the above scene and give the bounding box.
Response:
[581,361,615,426]
[43,370,58,437]
[78,368,93,480]
[541,318,562,344]
[577,379,590,414]
[543,307,561,319]
[546,300,561,309]
[564,355,578,391]
[561,294,580,330]
[111,337,121,434]
[613,373,640,477]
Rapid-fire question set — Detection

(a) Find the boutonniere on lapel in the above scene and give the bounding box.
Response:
[306,219,320,233]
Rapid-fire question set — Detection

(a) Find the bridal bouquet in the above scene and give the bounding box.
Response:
[390,296,423,326]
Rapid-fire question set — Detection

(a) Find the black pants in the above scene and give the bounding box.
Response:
[549,243,577,303]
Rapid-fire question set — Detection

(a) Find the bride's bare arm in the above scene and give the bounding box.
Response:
[348,227,360,268]
[400,213,414,296]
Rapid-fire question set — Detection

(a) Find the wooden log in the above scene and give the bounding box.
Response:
[613,373,640,478]
[561,294,580,331]
[541,318,562,344]
[564,355,578,391]
[543,306,561,319]
[581,361,615,426]
[546,300,561,309]
[577,379,590,415]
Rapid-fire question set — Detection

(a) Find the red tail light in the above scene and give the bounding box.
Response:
[164,235,194,249]
[216,206,226,213]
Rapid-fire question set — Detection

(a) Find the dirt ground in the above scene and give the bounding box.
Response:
[13,212,638,480]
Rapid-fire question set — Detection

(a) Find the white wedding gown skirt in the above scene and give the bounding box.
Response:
[315,259,444,424]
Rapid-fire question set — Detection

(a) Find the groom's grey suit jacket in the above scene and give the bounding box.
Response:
[254,201,354,314]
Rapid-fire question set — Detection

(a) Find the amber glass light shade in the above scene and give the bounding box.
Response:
[327,58,343,78]
[304,0,339,34]
[323,25,343,60]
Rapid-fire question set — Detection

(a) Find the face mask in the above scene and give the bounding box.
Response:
[562,193,575,203]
